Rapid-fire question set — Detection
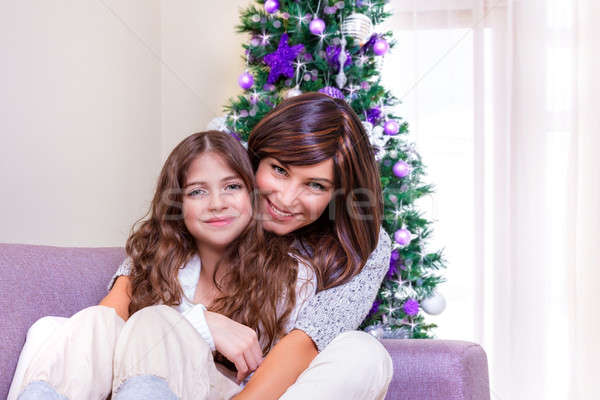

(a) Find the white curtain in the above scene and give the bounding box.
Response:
[382,1,600,398]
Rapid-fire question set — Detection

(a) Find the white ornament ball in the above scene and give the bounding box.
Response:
[421,291,447,315]
[206,116,229,132]
[284,86,303,99]
[341,13,373,46]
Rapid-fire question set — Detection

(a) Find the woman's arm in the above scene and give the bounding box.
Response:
[231,329,317,400]
[99,275,132,321]
[233,227,392,399]
[294,227,391,351]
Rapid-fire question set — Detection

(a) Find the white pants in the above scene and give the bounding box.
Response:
[9,305,393,400]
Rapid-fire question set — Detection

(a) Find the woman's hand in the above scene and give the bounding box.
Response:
[204,311,264,383]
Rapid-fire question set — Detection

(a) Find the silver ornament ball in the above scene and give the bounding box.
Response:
[382,326,410,339]
[365,325,384,340]
[342,13,373,46]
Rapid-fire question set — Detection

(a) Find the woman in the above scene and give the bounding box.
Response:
[234,92,393,399]
[106,92,393,399]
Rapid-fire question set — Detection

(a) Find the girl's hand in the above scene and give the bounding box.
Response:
[204,311,264,383]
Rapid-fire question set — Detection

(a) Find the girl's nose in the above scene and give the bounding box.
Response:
[208,193,228,212]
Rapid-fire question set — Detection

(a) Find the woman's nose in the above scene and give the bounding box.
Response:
[278,183,302,209]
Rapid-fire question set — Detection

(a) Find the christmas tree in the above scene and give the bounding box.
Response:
[213,0,448,339]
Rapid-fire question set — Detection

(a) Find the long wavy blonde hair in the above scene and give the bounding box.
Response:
[125,131,303,357]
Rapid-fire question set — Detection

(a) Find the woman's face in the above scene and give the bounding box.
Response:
[255,156,335,235]
[182,152,252,251]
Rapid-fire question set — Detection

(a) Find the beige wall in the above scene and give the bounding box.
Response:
[0,0,246,247]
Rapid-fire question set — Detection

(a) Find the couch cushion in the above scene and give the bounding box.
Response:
[0,243,125,399]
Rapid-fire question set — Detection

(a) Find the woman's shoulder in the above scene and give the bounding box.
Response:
[370,226,392,261]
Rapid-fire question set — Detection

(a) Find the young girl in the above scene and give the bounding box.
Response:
[10,130,317,399]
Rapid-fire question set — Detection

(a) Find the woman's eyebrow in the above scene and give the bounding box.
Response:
[310,177,333,185]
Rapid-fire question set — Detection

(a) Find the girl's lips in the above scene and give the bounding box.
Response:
[204,217,235,227]
[265,198,295,222]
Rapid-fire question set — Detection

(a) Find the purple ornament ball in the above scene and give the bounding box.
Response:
[392,160,410,178]
[403,298,420,316]
[238,71,254,90]
[394,228,412,246]
[373,38,389,56]
[264,0,280,14]
[384,120,400,135]
[309,18,326,35]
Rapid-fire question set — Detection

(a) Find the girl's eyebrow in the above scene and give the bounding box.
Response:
[184,176,240,188]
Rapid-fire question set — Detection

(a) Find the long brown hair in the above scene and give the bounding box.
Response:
[248,92,383,291]
[126,130,300,355]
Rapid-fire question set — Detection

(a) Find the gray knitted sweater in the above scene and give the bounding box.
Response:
[106,227,391,352]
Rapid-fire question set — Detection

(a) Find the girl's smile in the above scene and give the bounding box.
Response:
[203,216,236,226]
[183,152,252,250]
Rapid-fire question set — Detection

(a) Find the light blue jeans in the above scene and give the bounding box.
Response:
[18,375,176,400]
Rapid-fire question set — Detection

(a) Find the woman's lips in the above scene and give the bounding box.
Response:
[265,198,295,222]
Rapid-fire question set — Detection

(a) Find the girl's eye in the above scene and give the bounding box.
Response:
[188,188,207,197]
[272,164,288,176]
[308,182,326,191]
[225,183,243,191]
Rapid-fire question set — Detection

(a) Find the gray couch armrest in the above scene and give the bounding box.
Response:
[382,339,490,400]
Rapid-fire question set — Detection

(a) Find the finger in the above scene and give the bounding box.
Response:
[252,339,265,365]
[243,349,260,372]
[233,355,249,383]
[245,338,264,370]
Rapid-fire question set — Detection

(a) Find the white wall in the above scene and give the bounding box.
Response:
[160,0,246,161]
[0,0,247,247]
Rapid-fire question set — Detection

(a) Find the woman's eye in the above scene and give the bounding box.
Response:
[225,183,243,191]
[308,182,326,191]
[272,164,288,176]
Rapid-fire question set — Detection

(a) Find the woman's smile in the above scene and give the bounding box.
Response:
[265,197,297,221]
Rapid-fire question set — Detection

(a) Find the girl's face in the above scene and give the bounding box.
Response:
[255,156,334,235]
[182,152,252,251]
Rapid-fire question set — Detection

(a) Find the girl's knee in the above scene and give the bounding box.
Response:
[328,330,393,372]
[27,316,68,340]
[123,305,176,332]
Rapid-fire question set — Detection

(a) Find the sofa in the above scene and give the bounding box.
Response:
[0,243,491,399]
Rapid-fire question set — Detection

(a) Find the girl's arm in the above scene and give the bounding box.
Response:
[231,329,317,400]
[233,227,392,399]
[99,275,132,321]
